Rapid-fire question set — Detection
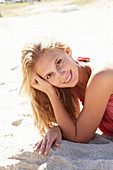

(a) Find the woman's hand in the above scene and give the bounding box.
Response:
[33,126,62,155]
[31,73,54,95]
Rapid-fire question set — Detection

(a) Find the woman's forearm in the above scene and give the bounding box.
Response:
[47,89,76,142]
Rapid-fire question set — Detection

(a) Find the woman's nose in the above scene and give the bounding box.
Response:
[57,69,65,77]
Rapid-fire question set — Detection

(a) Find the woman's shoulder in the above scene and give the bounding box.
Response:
[91,61,113,76]
[84,58,113,74]
[86,61,113,94]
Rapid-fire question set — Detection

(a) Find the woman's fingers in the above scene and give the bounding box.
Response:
[31,73,47,91]
[33,141,39,149]
[38,139,47,155]
[33,140,42,151]
[54,137,61,147]
[31,74,43,90]
[31,80,39,89]
[34,74,45,84]
[31,74,38,87]
[31,72,54,94]
[44,133,62,155]
[44,138,55,155]
[33,137,57,155]
[33,127,62,155]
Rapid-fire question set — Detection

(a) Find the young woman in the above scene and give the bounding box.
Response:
[20,37,113,155]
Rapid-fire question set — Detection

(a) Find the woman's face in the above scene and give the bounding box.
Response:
[34,49,79,88]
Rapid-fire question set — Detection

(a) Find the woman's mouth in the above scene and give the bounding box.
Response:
[63,71,72,84]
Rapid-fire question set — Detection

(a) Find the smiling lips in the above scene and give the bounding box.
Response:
[64,71,72,84]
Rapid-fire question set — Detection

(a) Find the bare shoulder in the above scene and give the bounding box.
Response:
[75,62,113,143]
[87,62,113,94]
[93,61,113,74]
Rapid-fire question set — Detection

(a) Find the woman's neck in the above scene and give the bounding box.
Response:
[78,65,89,87]
[76,63,91,97]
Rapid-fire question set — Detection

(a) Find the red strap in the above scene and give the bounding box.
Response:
[77,57,90,62]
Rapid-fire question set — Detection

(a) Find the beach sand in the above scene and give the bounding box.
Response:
[0,0,113,169]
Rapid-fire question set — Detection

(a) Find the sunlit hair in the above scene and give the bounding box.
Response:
[19,37,80,136]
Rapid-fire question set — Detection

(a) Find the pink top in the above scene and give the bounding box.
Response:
[75,57,113,136]
[99,95,113,136]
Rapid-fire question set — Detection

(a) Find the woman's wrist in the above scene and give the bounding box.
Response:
[58,126,65,140]
[47,87,57,98]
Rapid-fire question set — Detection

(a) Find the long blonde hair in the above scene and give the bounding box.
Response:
[19,37,80,136]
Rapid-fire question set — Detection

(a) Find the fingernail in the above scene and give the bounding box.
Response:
[39,151,42,155]
[56,144,59,147]
[44,152,47,155]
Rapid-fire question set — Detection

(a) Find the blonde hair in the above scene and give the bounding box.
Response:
[19,37,79,136]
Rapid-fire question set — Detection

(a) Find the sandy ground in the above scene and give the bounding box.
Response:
[0,0,113,169]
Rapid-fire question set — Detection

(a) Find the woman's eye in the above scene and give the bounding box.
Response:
[47,73,52,79]
[56,59,62,66]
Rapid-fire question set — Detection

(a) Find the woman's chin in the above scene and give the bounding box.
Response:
[69,80,78,87]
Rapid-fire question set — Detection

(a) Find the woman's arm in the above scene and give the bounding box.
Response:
[31,71,113,143]
[47,89,77,141]
[31,73,77,141]
[75,70,113,142]
[47,70,113,142]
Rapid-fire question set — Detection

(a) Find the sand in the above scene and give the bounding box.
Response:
[0,0,113,169]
